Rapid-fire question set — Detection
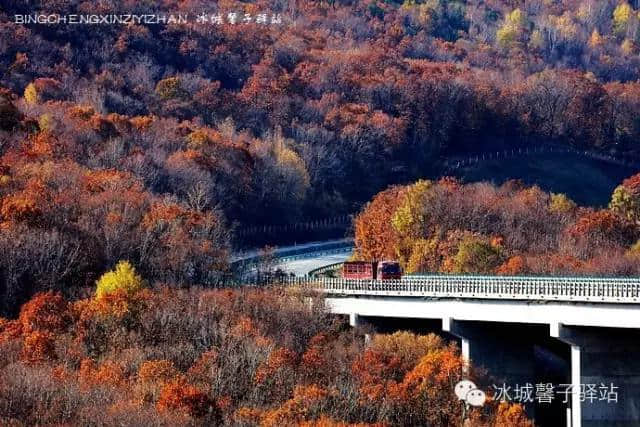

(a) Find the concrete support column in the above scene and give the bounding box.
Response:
[460,336,471,374]
[570,344,582,427]
[551,323,640,426]
[349,313,372,346]
[442,318,537,384]
[349,312,359,327]
[443,317,470,373]
[443,318,538,416]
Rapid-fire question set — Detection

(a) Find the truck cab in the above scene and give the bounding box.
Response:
[377,261,401,280]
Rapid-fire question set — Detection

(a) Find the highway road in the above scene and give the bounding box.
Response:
[276,251,351,276]
[232,238,353,263]
[232,238,353,278]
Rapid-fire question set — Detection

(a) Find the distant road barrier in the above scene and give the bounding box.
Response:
[236,215,352,238]
[444,145,640,173]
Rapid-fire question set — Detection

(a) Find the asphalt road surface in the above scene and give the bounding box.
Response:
[277,251,352,276]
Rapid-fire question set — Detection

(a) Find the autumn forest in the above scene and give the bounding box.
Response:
[2,0,640,425]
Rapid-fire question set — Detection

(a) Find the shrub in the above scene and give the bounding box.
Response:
[155,77,185,99]
[18,291,69,334]
[24,82,38,104]
[136,360,179,404]
[21,331,56,363]
[494,401,533,426]
[95,261,145,299]
[0,88,21,130]
[549,193,576,214]
[370,331,444,371]
[157,379,219,420]
[610,174,640,223]
[496,256,526,275]
[138,360,178,384]
[78,359,125,387]
[450,237,502,274]
[23,78,62,105]
[0,318,22,345]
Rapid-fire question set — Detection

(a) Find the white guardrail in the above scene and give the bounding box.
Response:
[277,247,353,263]
[310,276,640,304]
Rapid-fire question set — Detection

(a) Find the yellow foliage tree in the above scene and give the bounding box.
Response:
[370,331,444,369]
[406,237,439,273]
[553,12,579,40]
[24,82,38,105]
[577,2,594,23]
[626,239,640,257]
[95,260,145,299]
[392,180,433,268]
[589,29,604,48]
[155,76,185,99]
[392,179,432,239]
[622,38,637,54]
[186,129,211,148]
[276,145,310,199]
[497,9,528,48]
[613,3,633,36]
[549,193,576,214]
[38,114,53,131]
[497,25,518,48]
[449,237,502,274]
[610,177,640,223]
[269,130,311,201]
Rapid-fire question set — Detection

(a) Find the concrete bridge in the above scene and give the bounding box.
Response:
[307,275,640,427]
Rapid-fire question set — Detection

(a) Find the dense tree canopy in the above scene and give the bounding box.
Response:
[355,174,640,276]
[0,2,636,423]
[2,0,640,328]
[0,284,531,426]
[2,0,640,232]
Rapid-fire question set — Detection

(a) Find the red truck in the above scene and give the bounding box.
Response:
[342,261,401,280]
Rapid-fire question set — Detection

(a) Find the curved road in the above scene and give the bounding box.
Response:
[233,238,353,277]
[277,251,351,276]
[232,238,352,262]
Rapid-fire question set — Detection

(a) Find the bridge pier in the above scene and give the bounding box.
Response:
[443,318,541,416]
[442,318,471,373]
[349,312,359,327]
[552,323,640,426]
[348,313,372,345]
[325,290,640,426]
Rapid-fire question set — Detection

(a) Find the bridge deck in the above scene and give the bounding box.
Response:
[312,276,640,304]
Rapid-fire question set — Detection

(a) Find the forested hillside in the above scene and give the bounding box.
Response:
[2,1,640,310]
[2,2,639,424]
[0,275,531,426]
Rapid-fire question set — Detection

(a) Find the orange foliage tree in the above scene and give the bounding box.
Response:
[354,186,405,261]
[157,379,220,422]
